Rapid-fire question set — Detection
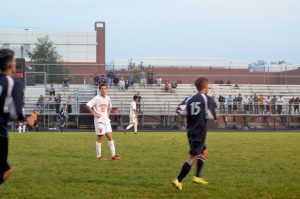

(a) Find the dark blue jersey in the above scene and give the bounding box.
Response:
[177,93,216,135]
[0,74,26,137]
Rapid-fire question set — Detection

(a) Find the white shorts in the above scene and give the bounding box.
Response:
[129,116,138,124]
[94,118,112,135]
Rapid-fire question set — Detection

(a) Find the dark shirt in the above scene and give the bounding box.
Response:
[177,93,217,134]
[0,74,26,136]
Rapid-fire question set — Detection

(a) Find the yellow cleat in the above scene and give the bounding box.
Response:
[172,179,183,190]
[192,176,208,185]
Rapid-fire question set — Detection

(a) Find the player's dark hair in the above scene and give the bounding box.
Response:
[99,83,108,89]
[194,77,208,91]
[0,49,14,72]
[133,95,138,100]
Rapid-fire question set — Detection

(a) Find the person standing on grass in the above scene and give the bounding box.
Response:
[0,49,27,185]
[86,83,121,161]
[172,77,217,190]
[124,95,139,134]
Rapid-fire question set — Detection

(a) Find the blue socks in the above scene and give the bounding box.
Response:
[196,157,205,177]
[177,161,192,182]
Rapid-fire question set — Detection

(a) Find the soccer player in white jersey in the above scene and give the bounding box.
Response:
[124,95,139,134]
[86,83,121,161]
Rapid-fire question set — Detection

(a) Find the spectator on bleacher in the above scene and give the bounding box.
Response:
[237,94,243,113]
[125,80,130,90]
[100,75,107,84]
[113,76,119,88]
[147,69,154,86]
[218,95,226,114]
[128,75,134,87]
[234,84,239,89]
[63,77,69,88]
[253,94,259,114]
[227,95,233,114]
[271,95,277,114]
[288,97,295,115]
[156,76,162,87]
[277,95,284,114]
[242,95,249,113]
[54,94,61,113]
[65,95,74,114]
[46,96,54,110]
[259,95,265,114]
[119,77,125,91]
[93,74,100,86]
[37,95,45,113]
[248,95,254,114]
[233,97,238,113]
[139,68,147,88]
[107,70,115,87]
[294,97,299,114]
[171,81,177,93]
[266,96,271,114]
[49,83,55,96]
[134,93,142,112]
[164,80,171,92]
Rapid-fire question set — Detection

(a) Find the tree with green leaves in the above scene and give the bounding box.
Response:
[27,36,66,83]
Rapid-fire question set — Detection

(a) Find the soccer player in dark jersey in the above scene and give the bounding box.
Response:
[0,49,26,185]
[172,77,217,190]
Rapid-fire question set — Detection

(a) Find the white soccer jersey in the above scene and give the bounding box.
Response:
[86,95,112,135]
[87,95,112,118]
[130,101,137,118]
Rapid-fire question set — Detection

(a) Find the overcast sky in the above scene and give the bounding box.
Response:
[1,0,299,63]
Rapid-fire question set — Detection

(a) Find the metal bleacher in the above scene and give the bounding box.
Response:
[23,83,300,130]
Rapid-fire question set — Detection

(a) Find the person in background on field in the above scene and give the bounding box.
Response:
[156,76,162,87]
[227,95,233,114]
[124,95,139,134]
[28,109,39,132]
[277,95,284,114]
[139,68,147,88]
[18,104,26,133]
[107,70,115,88]
[65,95,74,114]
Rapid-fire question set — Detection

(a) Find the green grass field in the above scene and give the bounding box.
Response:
[0,132,299,199]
